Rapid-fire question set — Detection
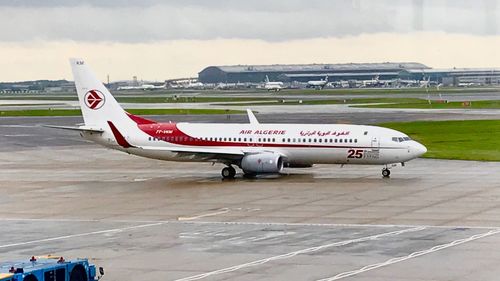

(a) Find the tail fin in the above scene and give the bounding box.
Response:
[265,75,270,83]
[70,58,129,126]
[325,75,328,82]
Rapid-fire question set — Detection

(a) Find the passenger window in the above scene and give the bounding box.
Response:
[314,139,317,142]
[335,139,338,143]
[250,138,253,142]
[287,138,291,142]
[243,138,246,142]
[272,138,275,142]
[319,139,322,143]
[339,139,342,143]
[344,139,348,143]
[355,139,358,143]
[349,139,352,143]
[238,138,241,141]
[293,138,296,142]
[148,137,151,141]
[309,139,312,143]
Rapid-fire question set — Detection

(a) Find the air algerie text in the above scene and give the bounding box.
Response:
[239,130,286,135]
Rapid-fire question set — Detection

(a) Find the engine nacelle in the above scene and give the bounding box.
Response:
[241,152,284,174]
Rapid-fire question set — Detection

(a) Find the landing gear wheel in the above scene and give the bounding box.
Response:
[221,166,236,179]
[382,168,391,178]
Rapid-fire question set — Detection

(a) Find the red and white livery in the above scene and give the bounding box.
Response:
[47,59,427,179]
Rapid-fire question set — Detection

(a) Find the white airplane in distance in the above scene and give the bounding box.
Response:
[117,84,165,91]
[263,75,284,92]
[46,59,427,179]
[307,76,329,89]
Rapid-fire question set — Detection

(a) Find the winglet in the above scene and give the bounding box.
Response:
[246,109,259,124]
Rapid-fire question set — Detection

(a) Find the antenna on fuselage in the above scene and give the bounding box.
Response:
[246,109,259,124]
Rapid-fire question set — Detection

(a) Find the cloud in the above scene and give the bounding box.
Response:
[0,0,498,43]
[1,32,500,81]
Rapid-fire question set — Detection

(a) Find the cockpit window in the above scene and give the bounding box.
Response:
[392,136,412,142]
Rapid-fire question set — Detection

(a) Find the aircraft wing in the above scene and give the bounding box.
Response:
[136,145,245,162]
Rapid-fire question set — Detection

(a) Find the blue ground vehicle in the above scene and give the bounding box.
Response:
[0,256,103,281]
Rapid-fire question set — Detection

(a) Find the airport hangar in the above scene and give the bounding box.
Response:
[198,62,500,86]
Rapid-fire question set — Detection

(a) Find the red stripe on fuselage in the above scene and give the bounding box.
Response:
[126,112,156,125]
[138,122,396,149]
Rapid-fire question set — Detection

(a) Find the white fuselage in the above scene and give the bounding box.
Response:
[264,82,284,91]
[86,122,426,166]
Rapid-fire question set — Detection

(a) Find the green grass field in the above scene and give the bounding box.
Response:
[216,98,424,106]
[0,96,271,103]
[0,108,244,117]
[381,120,500,161]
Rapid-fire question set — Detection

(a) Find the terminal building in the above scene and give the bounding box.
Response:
[198,62,500,86]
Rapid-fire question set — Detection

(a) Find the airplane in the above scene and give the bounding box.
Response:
[45,59,427,179]
[117,84,165,91]
[360,75,383,88]
[263,75,284,92]
[307,76,329,89]
[183,81,204,89]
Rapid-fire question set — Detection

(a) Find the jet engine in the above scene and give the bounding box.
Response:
[240,152,284,174]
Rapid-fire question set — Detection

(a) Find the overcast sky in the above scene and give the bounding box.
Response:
[1,0,499,81]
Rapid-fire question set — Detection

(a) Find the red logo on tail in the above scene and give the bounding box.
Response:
[84,90,105,110]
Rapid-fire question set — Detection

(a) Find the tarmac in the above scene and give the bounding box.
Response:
[2,106,500,280]
[2,146,500,280]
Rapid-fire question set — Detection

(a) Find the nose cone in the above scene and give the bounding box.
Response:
[413,142,427,157]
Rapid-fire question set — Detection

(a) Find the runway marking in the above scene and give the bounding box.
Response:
[174,226,426,281]
[0,217,498,230]
[0,222,165,249]
[3,134,36,137]
[316,228,500,281]
[177,208,230,221]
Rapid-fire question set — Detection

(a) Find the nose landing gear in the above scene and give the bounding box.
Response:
[382,167,391,178]
[221,166,236,179]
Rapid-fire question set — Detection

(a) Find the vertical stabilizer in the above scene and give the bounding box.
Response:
[70,58,128,127]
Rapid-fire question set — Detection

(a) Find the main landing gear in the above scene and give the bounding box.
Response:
[382,167,391,178]
[221,166,236,179]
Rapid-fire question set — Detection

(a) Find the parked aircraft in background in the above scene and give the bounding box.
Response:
[46,59,427,179]
[117,84,166,90]
[263,75,284,92]
[360,75,383,87]
[307,76,329,89]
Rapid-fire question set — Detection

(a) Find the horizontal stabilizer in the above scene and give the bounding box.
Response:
[42,124,104,133]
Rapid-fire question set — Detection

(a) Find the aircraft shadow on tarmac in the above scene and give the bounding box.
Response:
[157,172,418,188]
